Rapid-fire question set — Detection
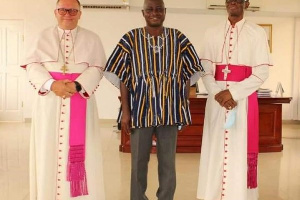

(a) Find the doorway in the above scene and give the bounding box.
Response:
[0,20,24,122]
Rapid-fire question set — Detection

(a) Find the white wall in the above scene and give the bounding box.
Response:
[1,0,299,120]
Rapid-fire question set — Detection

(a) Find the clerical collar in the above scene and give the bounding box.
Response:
[57,26,78,41]
[226,18,245,30]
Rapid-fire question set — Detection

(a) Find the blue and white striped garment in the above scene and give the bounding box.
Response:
[105,27,204,128]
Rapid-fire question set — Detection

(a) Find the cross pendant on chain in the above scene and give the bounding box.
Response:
[61,65,68,75]
[222,65,231,80]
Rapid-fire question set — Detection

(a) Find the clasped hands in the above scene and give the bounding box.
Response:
[51,80,77,99]
[215,89,237,110]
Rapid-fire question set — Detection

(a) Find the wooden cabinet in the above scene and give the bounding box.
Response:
[258,97,292,152]
[119,96,292,153]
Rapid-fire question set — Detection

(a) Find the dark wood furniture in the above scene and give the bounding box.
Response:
[119,96,292,153]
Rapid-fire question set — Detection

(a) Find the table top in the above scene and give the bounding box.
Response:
[191,95,292,104]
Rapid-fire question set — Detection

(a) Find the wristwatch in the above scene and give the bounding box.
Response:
[74,81,82,92]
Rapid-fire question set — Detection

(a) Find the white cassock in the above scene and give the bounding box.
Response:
[197,19,272,200]
[22,26,106,200]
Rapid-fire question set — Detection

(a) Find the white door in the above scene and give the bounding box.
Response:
[0,20,24,122]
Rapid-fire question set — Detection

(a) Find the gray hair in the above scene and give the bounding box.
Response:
[56,0,81,7]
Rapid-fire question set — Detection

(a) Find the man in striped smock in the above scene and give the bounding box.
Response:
[104,0,204,199]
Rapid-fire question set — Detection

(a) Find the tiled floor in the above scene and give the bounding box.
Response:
[0,121,299,200]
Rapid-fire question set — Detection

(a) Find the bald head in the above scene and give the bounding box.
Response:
[143,0,164,8]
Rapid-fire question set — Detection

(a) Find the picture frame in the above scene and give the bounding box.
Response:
[258,24,272,53]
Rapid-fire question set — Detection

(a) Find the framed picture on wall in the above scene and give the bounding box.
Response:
[258,24,272,53]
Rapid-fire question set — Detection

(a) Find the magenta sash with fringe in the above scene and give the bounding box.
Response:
[50,72,88,197]
[215,64,258,189]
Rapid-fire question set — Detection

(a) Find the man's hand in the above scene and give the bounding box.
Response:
[120,82,131,135]
[223,99,238,110]
[121,111,131,135]
[65,82,77,94]
[215,89,237,109]
[51,80,75,98]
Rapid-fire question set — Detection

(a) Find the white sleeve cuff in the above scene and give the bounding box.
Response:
[41,79,55,92]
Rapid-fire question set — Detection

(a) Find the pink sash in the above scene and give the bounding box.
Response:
[215,64,258,189]
[50,72,88,197]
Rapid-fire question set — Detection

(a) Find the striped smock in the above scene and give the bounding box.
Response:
[105,27,204,128]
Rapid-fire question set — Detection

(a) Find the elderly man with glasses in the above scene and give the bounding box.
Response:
[197,0,272,200]
[21,0,106,199]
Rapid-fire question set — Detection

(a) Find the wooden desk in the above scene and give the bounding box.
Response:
[119,96,292,153]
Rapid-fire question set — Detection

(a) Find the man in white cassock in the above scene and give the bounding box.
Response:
[21,0,106,199]
[197,0,272,200]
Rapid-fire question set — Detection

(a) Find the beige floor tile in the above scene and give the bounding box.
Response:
[0,121,299,200]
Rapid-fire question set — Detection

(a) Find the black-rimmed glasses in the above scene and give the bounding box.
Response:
[56,8,79,16]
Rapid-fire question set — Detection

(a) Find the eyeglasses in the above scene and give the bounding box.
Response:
[144,7,165,14]
[56,8,79,16]
[226,0,246,4]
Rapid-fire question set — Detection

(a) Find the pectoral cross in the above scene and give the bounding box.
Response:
[61,65,68,75]
[222,65,231,80]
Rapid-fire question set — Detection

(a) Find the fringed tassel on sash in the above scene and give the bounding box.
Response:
[67,145,88,197]
[247,153,258,189]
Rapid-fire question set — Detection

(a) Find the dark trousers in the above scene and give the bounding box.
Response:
[130,125,178,200]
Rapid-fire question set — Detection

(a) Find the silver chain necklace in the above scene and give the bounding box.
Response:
[141,28,169,53]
